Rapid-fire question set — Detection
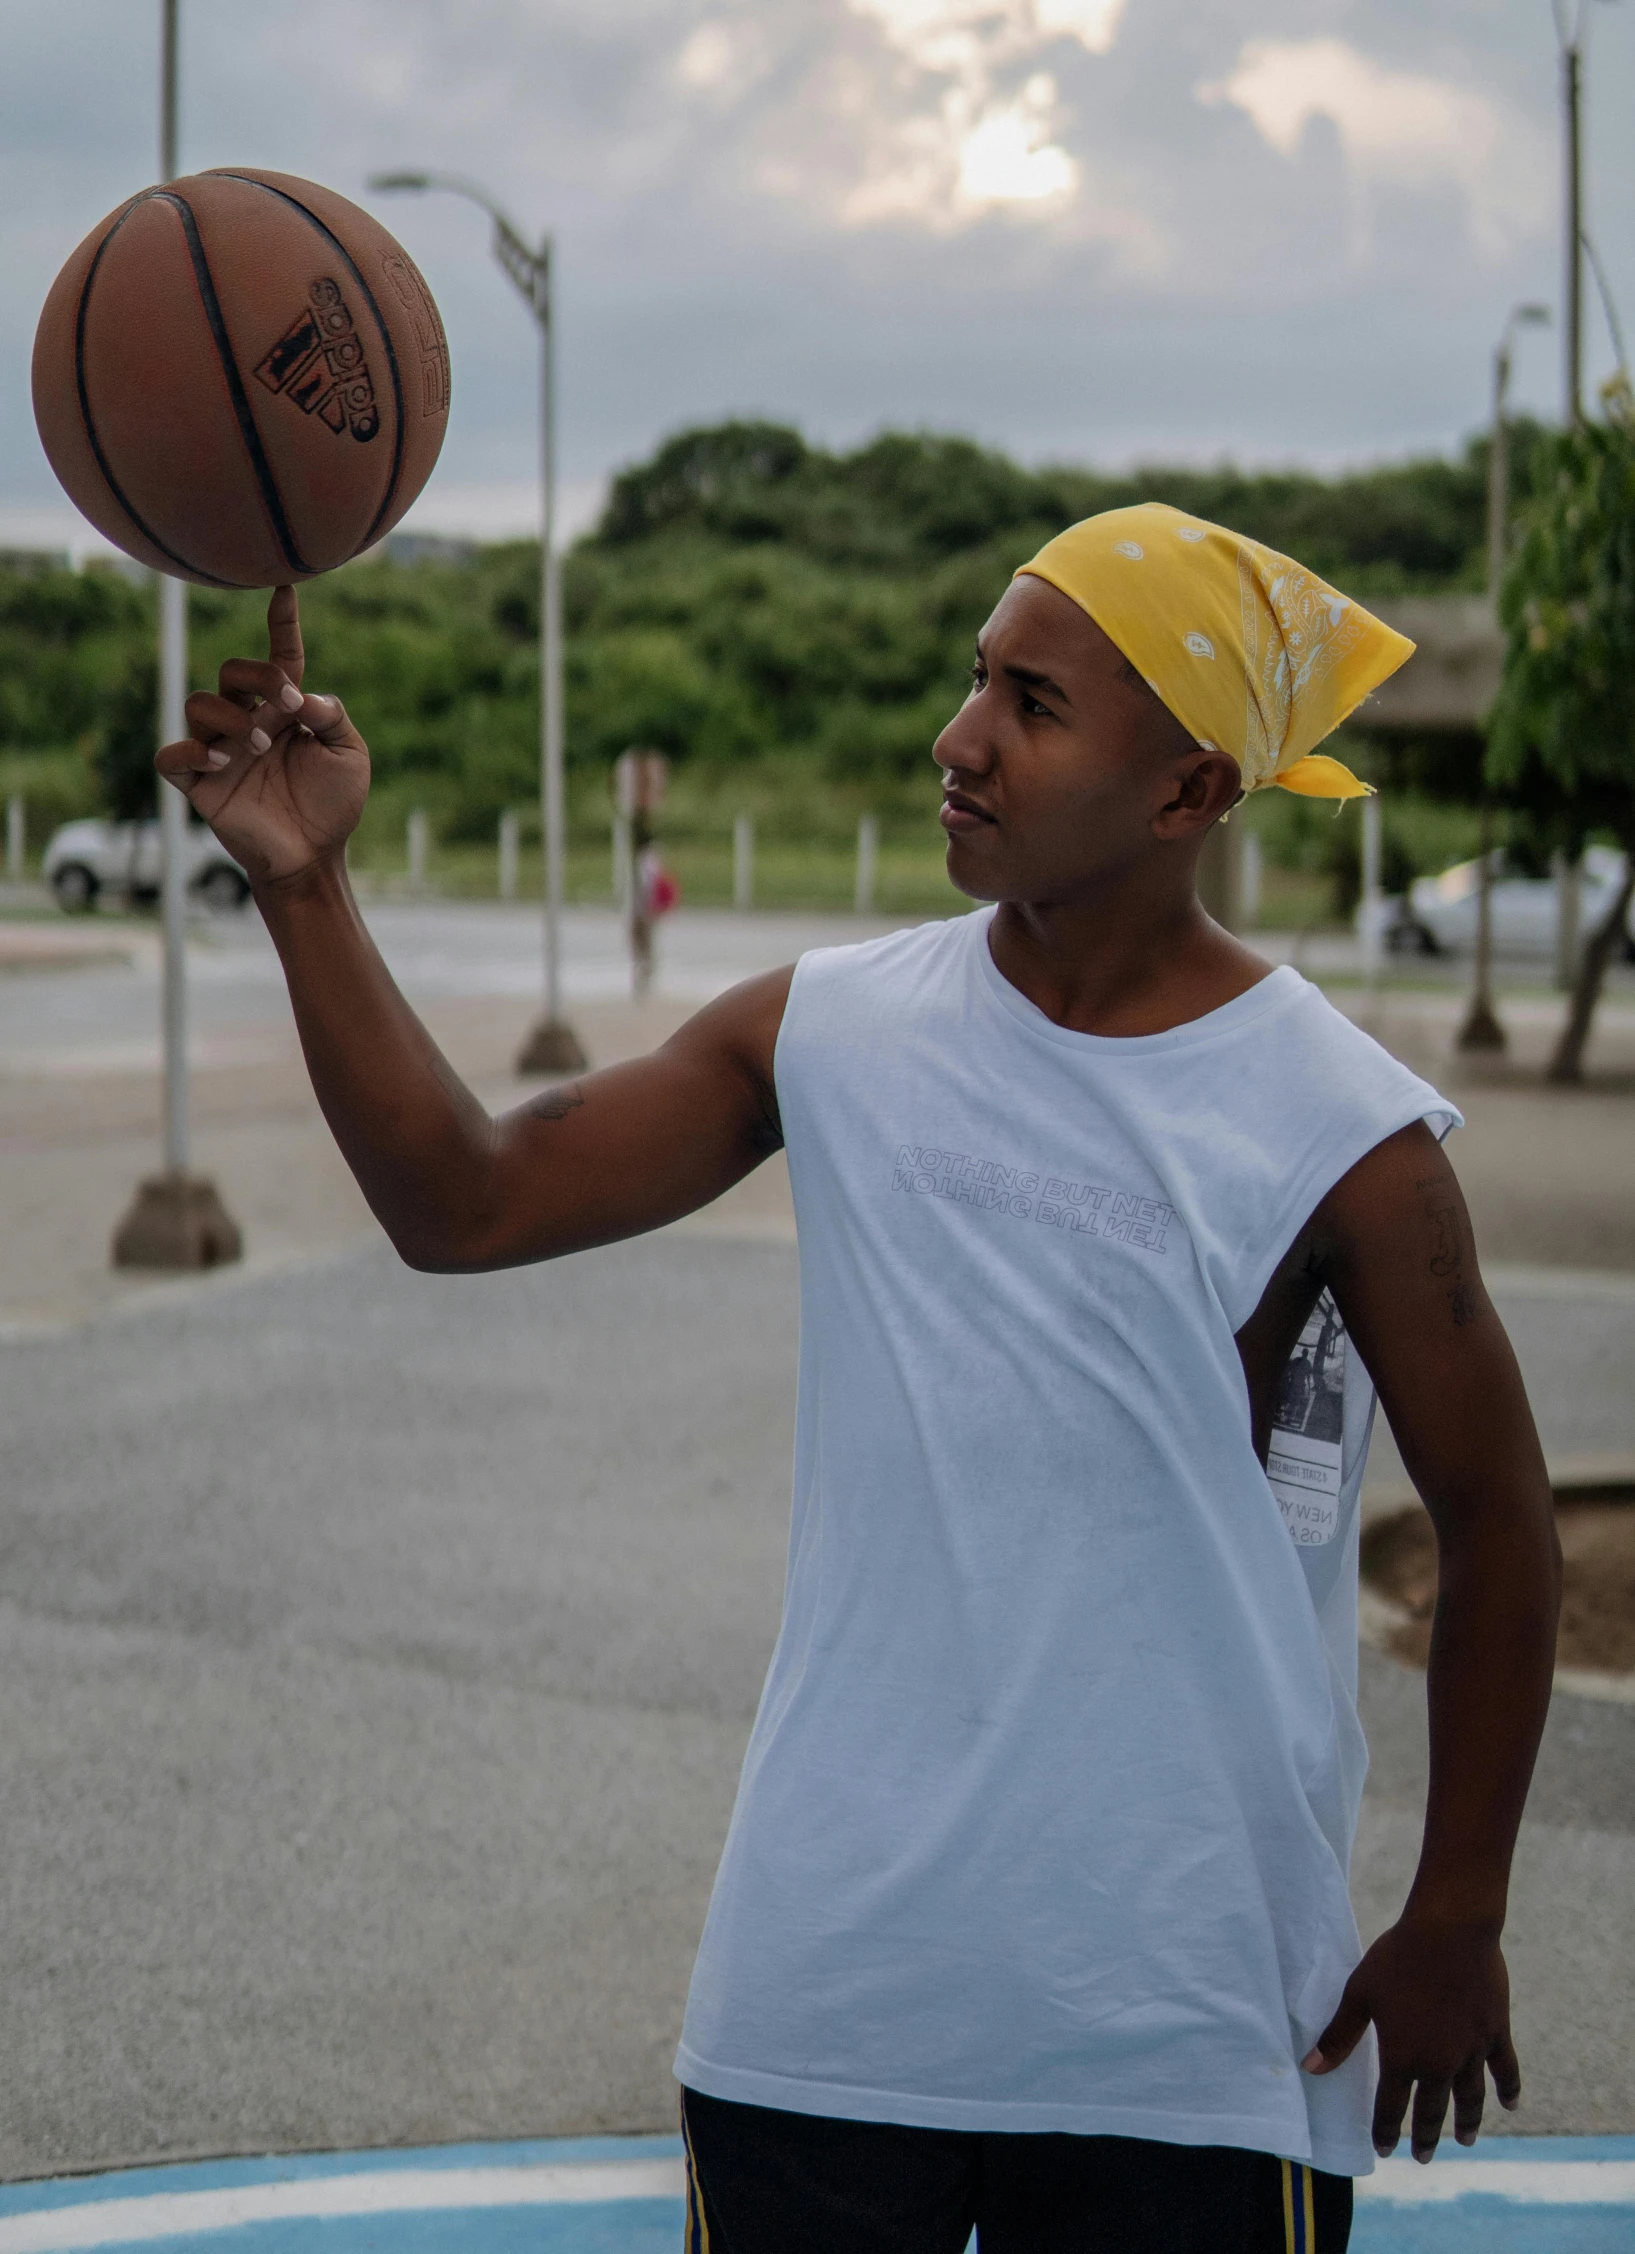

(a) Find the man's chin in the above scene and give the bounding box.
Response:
[944,836,1012,905]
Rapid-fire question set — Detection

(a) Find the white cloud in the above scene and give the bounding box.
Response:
[1033,0,1125,55]
[676,21,738,87]
[1199,37,1550,257]
[957,77,1077,204]
[838,0,1129,227]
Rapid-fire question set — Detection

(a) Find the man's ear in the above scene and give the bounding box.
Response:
[1152,751,1243,839]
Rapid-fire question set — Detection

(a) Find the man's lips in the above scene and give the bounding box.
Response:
[940,790,996,834]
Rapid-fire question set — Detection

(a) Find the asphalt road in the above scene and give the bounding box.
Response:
[1,1233,1631,2182]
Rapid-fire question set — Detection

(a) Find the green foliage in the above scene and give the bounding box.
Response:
[95,648,159,822]
[0,561,148,759]
[0,418,1529,858]
[1487,405,1635,848]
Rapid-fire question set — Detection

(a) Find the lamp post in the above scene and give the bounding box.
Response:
[1458,301,1550,1057]
[370,171,586,1076]
[111,0,241,1268]
[1553,0,1617,429]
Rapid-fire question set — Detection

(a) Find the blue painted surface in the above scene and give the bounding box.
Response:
[4,2134,1632,2253]
[0,2140,683,2218]
[1354,2204,1633,2254]
[81,2211,685,2254]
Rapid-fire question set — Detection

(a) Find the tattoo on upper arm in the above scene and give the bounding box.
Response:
[1415,1172,1480,1327]
[526,1081,585,1124]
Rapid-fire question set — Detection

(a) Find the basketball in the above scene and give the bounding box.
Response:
[32,169,450,589]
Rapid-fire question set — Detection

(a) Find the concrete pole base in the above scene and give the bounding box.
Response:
[112,1173,244,1272]
[1455,1000,1508,1053]
[515,1017,589,1076]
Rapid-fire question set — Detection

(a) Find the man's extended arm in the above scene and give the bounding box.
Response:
[1301,1122,1561,2161]
[157,587,789,1271]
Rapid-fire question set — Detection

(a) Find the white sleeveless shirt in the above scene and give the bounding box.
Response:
[676,910,1458,2175]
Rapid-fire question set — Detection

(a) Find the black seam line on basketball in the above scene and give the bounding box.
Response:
[72,196,239,589]
[208,172,407,550]
[154,191,314,578]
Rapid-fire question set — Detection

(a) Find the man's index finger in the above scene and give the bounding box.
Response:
[266,584,306,685]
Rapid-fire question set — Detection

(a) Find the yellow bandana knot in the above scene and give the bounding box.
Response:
[1016,503,1412,799]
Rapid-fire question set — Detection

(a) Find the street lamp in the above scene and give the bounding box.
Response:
[369,171,586,1076]
[1457,301,1550,1057]
[112,0,241,1267]
[1552,0,1618,429]
[1487,304,1551,598]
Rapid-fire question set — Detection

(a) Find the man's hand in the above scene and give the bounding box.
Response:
[1303,1913,1521,2162]
[155,583,369,889]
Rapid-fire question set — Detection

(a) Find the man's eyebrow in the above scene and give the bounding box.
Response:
[1003,662,1071,706]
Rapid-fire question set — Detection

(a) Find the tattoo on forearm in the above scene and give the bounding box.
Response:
[1415,1172,1479,1327]
[526,1082,585,1123]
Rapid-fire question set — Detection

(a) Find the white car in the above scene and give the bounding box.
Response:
[43,818,250,914]
[1378,844,1634,959]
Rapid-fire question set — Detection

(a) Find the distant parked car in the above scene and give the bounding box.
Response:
[43,818,250,913]
[1369,844,1634,960]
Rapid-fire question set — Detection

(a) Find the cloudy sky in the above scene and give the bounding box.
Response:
[3,0,1631,553]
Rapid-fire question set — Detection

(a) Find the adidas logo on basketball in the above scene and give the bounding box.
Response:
[254,277,380,443]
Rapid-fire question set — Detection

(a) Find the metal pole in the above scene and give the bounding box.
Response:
[1565,36,1584,428]
[366,170,584,1071]
[111,0,240,1266]
[513,227,583,1072]
[158,0,190,1177]
[541,261,564,1023]
[1487,339,1511,602]
[1360,795,1383,989]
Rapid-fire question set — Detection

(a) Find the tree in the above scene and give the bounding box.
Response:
[95,649,159,822]
[1487,394,1635,1084]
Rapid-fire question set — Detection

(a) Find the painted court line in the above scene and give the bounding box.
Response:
[1360,2155,1635,2204]
[1,2138,1631,2252]
[0,2161,682,2254]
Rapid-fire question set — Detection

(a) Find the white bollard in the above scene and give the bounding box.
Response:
[4,793,22,880]
[855,813,878,915]
[498,809,520,902]
[733,814,754,911]
[1239,831,1262,931]
[1552,849,1582,992]
[612,814,632,911]
[407,807,429,895]
[1360,794,1383,987]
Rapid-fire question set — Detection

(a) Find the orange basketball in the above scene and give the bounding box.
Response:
[32,168,450,589]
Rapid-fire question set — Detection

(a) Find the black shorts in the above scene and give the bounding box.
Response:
[680,2087,1352,2254]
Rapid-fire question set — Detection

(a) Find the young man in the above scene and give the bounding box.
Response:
[161,503,1560,2253]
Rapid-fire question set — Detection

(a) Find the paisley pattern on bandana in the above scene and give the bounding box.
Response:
[1016,503,1413,799]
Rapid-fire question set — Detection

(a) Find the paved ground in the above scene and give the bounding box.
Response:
[1,899,1632,2187]
[0,1233,1631,2181]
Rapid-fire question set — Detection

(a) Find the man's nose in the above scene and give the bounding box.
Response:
[932,694,995,777]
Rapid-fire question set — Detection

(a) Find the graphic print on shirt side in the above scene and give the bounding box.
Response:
[891,1146,1174,1255]
[1267,1292,1346,1545]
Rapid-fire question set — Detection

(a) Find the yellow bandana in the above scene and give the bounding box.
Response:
[1016,502,1413,799]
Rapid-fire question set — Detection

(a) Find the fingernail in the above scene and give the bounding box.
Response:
[1374,2141,1394,2157]
[1299,2050,1323,2073]
[278,684,303,712]
[250,727,271,752]
[206,748,230,769]
[1414,2150,1433,2167]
